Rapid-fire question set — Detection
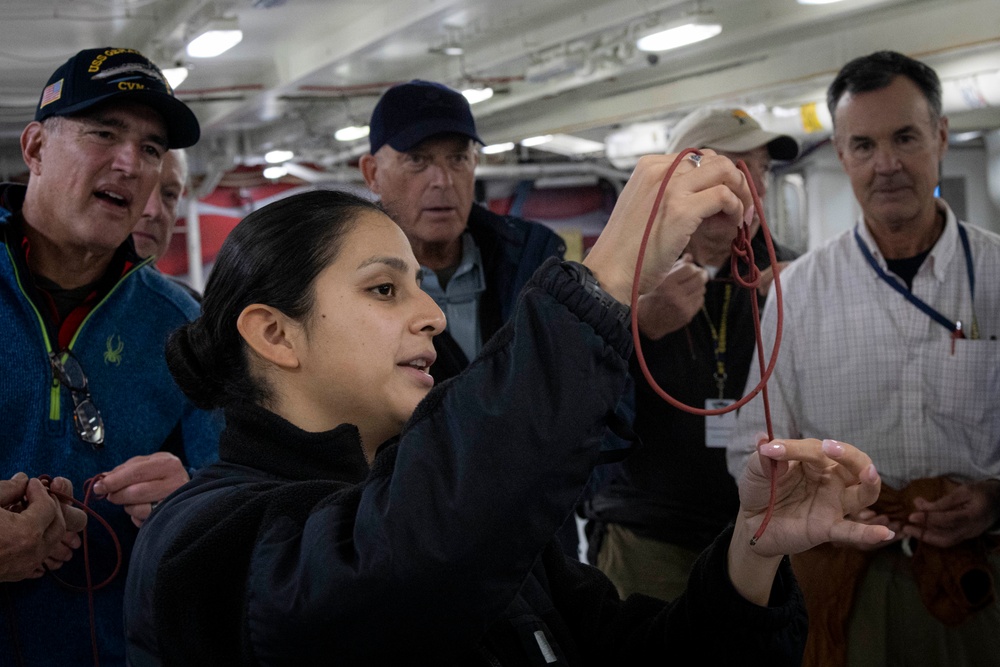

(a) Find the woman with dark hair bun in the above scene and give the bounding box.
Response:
[125,157,893,666]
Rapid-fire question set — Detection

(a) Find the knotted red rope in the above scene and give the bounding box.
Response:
[4,473,123,667]
[630,149,784,544]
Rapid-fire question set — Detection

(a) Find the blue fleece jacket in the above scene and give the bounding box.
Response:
[0,183,222,667]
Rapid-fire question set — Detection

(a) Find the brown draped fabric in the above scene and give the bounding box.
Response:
[792,477,999,667]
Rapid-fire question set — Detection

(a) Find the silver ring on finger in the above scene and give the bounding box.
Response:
[686,153,702,168]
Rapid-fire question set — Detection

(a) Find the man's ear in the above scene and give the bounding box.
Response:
[832,130,847,167]
[21,122,45,176]
[236,304,302,370]
[936,115,950,159]
[359,153,380,193]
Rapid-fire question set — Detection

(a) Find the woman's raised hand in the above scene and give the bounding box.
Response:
[583,151,753,305]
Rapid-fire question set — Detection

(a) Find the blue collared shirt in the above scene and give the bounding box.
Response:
[420,232,486,362]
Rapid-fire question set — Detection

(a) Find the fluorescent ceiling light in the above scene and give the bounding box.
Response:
[443,45,464,56]
[462,87,494,105]
[264,149,294,164]
[334,125,370,142]
[636,17,722,52]
[187,20,243,58]
[162,66,189,89]
[263,165,287,180]
[770,105,801,118]
[521,134,553,147]
[482,142,515,154]
[530,133,606,156]
[950,130,982,143]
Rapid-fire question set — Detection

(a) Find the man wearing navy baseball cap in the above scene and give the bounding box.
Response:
[360,80,565,382]
[0,47,220,666]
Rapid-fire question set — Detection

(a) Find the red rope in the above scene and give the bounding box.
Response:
[629,149,784,544]
[4,474,122,667]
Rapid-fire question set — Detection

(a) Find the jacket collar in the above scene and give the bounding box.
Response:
[220,402,371,484]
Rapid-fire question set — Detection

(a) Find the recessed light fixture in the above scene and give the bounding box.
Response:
[950,130,983,143]
[264,149,294,164]
[462,87,494,105]
[187,19,243,58]
[530,134,606,156]
[521,135,553,147]
[262,165,287,180]
[482,142,515,154]
[636,15,722,53]
[161,66,189,89]
[334,125,370,142]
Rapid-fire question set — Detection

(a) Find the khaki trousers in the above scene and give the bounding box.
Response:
[596,523,700,602]
[845,548,1000,667]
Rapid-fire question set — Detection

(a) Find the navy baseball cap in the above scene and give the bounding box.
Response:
[35,47,200,149]
[368,80,483,154]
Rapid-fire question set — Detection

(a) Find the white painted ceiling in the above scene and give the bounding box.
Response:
[2,0,999,185]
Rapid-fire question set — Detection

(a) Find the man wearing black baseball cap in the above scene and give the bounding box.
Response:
[360,80,565,382]
[0,47,220,666]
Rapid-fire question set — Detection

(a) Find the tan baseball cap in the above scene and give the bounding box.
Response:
[665,107,798,160]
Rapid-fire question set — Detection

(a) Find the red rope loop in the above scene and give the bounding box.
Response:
[730,224,762,290]
[629,149,785,543]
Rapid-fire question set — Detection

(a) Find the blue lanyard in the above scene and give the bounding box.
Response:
[854,222,974,336]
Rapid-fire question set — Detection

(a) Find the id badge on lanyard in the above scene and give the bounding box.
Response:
[705,398,737,448]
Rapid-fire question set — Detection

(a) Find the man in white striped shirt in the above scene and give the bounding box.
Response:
[728,50,1000,667]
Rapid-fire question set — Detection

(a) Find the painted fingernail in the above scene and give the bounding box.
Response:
[822,439,845,456]
[884,530,896,541]
[760,442,785,456]
[743,204,755,226]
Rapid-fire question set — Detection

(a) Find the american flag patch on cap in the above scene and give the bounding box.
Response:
[40,79,63,109]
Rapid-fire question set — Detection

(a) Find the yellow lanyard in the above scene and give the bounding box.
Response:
[701,284,733,399]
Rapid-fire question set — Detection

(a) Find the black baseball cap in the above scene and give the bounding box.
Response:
[35,47,200,149]
[368,80,483,154]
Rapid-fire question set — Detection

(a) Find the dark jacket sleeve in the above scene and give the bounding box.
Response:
[244,258,634,663]
[544,525,806,666]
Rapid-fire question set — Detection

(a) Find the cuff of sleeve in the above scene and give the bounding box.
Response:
[532,257,634,360]
[692,524,805,633]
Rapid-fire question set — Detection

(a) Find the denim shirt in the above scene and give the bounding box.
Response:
[420,231,486,362]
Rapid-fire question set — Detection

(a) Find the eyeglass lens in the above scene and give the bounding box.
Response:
[54,354,87,391]
[73,398,105,446]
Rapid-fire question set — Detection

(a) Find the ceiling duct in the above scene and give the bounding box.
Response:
[524,50,589,83]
